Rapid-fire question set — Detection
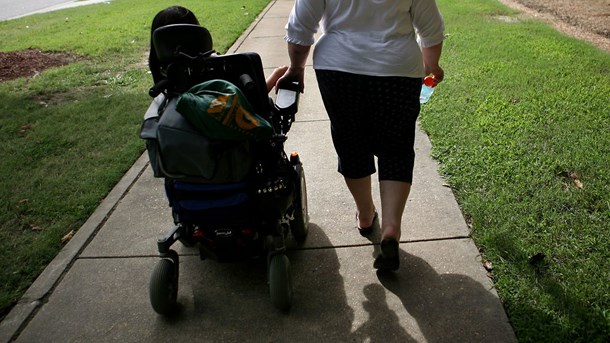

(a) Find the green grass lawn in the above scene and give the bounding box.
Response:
[0,0,271,319]
[421,1,609,341]
[1,0,609,341]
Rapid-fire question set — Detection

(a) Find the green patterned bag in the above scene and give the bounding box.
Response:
[175,79,273,141]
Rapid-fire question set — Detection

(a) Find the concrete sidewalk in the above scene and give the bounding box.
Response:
[0,0,517,341]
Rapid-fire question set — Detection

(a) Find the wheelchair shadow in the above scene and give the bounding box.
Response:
[151,223,356,341]
[150,226,512,342]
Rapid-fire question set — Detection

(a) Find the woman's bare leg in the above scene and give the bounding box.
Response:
[344,176,376,228]
[379,180,411,241]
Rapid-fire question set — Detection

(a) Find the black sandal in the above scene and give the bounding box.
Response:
[374,238,400,271]
[357,211,378,236]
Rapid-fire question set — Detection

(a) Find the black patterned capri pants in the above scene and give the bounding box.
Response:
[315,70,421,183]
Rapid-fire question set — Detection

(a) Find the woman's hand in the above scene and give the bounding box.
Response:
[277,66,305,93]
[425,65,444,83]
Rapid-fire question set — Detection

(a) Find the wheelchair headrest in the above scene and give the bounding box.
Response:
[153,24,213,62]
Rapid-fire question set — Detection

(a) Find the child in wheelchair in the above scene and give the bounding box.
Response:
[140,6,308,314]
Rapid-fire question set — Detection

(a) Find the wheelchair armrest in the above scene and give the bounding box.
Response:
[149,79,171,98]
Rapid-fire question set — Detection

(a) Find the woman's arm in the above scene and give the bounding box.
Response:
[421,42,444,81]
[278,42,311,92]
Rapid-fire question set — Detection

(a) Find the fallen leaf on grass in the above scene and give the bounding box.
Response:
[560,170,584,189]
[567,171,583,189]
[18,124,32,137]
[572,177,583,189]
[30,225,42,231]
[61,230,74,244]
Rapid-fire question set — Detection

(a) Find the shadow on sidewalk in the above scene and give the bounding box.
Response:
[376,250,513,343]
[350,282,417,342]
[147,223,356,341]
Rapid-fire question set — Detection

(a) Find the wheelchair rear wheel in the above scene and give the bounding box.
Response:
[290,164,309,242]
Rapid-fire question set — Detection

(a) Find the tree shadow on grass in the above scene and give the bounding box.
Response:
[483,231,610,342]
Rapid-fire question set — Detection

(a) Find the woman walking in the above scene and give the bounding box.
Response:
[278,0,445,271]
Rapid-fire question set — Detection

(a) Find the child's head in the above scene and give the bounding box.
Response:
[149,6,200,85]
[151,5,199,32]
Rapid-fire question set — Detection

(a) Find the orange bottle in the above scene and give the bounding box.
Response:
[420,74,439,104]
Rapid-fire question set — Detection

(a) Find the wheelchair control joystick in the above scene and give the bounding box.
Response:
[275,81,300,114]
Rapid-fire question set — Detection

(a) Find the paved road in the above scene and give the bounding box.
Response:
[0,0,108,21]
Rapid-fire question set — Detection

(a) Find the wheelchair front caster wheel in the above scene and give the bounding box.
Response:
[149,258,179,315]
[268,253,293,311]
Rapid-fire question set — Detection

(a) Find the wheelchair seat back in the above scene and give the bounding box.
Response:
[151,24,271,118]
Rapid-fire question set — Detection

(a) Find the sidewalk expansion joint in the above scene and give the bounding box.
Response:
[295,118,329,123]
[78,255,164,260]
[289,234,471,252]
[77,253,199,260]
